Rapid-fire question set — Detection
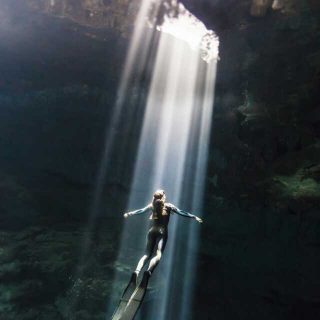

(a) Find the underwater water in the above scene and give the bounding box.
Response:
[0,0,320,320]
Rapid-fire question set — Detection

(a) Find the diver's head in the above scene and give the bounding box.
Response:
[153,190,166,203]
[152,190,166,217]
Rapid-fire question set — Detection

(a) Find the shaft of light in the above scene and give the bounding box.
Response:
[104,0,219,318]
[111,31,217,320]
[179,61,217,320]
[76,0,157,312]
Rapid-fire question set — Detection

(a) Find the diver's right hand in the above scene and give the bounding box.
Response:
[195,216,203,224]
[124,213,129,218]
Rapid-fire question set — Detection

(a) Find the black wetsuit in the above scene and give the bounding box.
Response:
[127,203,195,274]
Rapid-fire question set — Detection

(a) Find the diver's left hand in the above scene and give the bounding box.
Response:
[195,216,203,224]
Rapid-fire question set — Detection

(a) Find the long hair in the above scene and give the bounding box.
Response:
[151,190,166,219]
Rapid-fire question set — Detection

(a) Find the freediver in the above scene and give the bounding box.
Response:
[124,189,203,281]
[111,190,203,320]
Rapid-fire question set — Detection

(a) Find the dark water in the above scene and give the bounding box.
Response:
[0,1,320,320]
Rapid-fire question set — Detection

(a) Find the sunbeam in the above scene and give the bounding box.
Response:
[105,1,219,319]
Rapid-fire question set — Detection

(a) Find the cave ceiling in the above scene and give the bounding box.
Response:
[24,0,314,36]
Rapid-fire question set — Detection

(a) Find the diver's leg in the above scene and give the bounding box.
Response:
[121,234,163,319]
[135,231,155,275]
[114,232,155,320]
[147,234,167,274]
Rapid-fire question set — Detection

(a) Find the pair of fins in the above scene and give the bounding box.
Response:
[111,271,150,320]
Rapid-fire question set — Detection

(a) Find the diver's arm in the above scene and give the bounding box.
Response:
[169,204,203,224]
[124,204,152,218]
